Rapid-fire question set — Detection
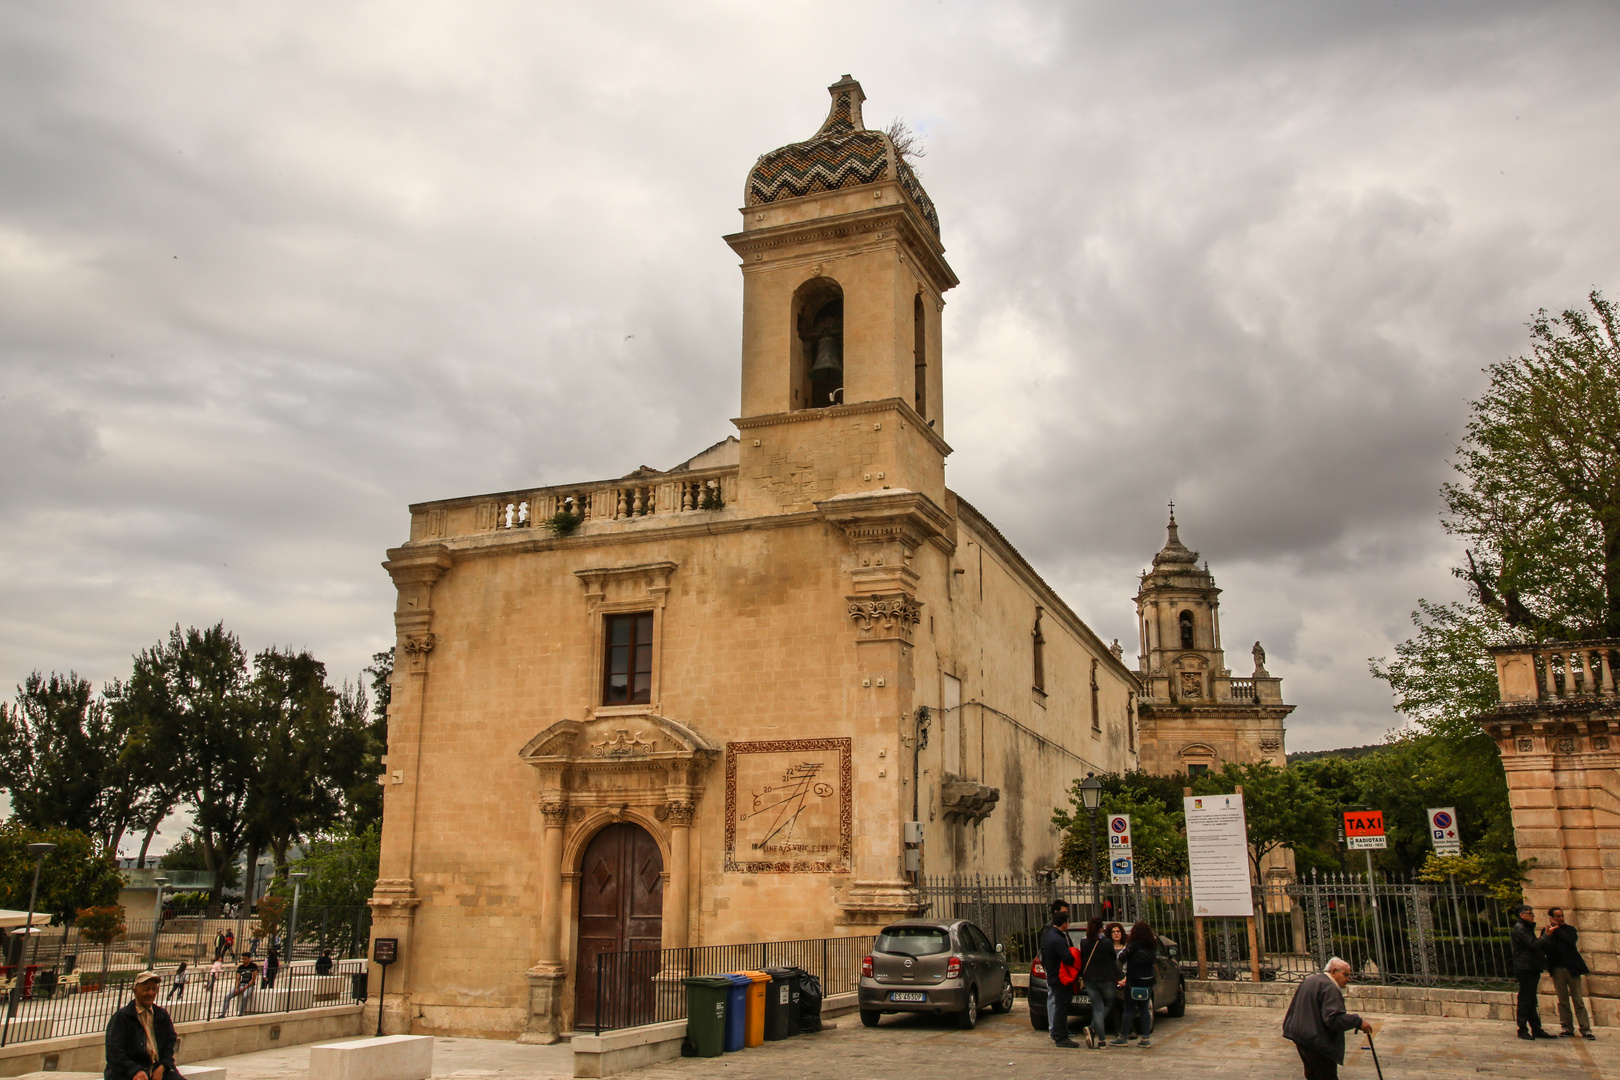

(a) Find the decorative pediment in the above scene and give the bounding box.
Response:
[1179,742,1217,760]
[519,714,717,767]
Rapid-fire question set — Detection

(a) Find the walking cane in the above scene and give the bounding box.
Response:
[1365,1029,1386,1080]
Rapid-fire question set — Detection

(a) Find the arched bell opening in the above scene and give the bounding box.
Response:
[792,277,844,410]
[1179,609,1196,650]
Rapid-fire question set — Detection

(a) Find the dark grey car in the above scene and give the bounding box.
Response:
[1027,931,1186,1032]
[858,919,1014,1029]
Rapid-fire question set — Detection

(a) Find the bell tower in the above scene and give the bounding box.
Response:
[1134,507,1294,778]
[1135,506,1228,703]
[724,76,959,515]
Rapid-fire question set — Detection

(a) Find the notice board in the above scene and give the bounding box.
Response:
[1184,793,1254,917]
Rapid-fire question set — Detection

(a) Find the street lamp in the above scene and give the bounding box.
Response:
[1078,774,1103,909]
[1,842,55,1042]
[287,872,309,960]
[147,876,169,969]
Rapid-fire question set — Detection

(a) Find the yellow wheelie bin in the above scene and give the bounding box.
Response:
[739,970,770,1047]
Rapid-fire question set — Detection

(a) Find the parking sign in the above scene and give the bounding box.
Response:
[1109,814,1134,884]
[1428,807,1461,855]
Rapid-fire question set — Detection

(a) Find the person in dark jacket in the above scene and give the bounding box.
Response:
[105,971,183,1080]
[314,950,334,976]
[1076,917,1121,1049]
[1542,907,1594,1039]
[1510,904,1555,1040]
[1113,921,1158,1047]
[263,948,280,989]
[1282,958,1369,1080]
[1039,899,1079,1048]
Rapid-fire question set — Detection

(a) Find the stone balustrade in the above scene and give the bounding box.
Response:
[410,467,736,542]
[1227,678,1256,701]
[1491,639,1620,704]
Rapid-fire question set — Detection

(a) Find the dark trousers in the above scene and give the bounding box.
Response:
[1047,986,1072,1040]
[1516,972,1545,1033]
[1295,1043,1338,1080]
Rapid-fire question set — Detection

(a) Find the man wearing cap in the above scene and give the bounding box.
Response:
[105,971,183,1080]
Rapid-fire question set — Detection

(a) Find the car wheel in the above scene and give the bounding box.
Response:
[990,979,1014,1014]
[1166,979,1186,1018]
[860,1009,881,1028]
[956,988,978,1029]
[1030,1007,1048,1030]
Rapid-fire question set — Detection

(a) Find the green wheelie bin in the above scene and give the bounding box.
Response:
[681,975,733,1058]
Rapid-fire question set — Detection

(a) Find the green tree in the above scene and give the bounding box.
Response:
[0,821,122,922]
[240,648,367,880]
[1053,772,1190,880]
[122,624,255,909]
[0,672,146,853]
[74,904,127,976]
[1444,290,1620,638]
[159,832,240,892]
[274,824,379,954]
[344,648,393,832]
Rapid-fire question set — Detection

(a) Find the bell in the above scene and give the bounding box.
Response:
[808,334,843,382]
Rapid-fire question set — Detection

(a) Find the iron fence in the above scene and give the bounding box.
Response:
[0,956,367,1048]
[922,871,1514,989]
[589,935,873,1033]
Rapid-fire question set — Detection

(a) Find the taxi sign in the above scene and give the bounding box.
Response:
[1343,810,1387,850]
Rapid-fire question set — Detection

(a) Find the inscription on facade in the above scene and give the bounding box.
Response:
[724,738,852,873]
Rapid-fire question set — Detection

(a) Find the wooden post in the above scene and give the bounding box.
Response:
[1185,785,1207,980]
[1234,784,1260,983]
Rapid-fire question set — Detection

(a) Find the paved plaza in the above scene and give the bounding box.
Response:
[15,1004,1615,1079]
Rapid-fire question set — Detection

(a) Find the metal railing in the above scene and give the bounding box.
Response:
[922,871,1515,989]
[588,935,872,1033]
[0,956,366,1047]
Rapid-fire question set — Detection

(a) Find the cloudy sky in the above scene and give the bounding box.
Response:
[5,2,1619,843]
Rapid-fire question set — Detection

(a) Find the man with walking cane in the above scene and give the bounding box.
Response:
[1283,957,1372,1080]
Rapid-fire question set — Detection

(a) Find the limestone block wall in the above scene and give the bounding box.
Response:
[1484,711,1619,1028]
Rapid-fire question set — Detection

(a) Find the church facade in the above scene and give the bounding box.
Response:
[367,77,1149,1042]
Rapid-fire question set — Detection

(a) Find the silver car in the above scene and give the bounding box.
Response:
[858,919,1014,1029]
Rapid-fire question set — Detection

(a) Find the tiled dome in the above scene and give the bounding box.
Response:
[746,76,940,238]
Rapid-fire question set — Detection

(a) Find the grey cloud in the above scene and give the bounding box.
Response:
[3,2,1620,810]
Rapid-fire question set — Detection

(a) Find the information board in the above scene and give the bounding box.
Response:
[1184,793,1254,917]
[1343,810,1387,850]
[1428,807,1462,855]
[373,937,398,965]
[1108,813,1134,885]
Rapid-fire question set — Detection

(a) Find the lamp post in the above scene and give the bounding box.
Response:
[287,872,308,960]
[1078,774,1102,912]
[1,842,54,1040]
[147,876,169,969]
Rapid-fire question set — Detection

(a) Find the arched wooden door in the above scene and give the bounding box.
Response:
[575,822,664,1029]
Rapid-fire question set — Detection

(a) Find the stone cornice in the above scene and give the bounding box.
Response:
[724,193,958,294]
[734,396,952,458]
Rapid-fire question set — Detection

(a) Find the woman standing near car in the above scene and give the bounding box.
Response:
[1115,921,1158,1048]
[1077,918,1121,1049]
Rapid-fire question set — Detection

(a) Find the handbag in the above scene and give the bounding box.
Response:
[1130,985,1152,1001]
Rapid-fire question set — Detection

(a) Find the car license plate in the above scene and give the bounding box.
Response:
[889,991,927,1002]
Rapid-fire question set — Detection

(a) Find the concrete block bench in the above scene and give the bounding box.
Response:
[165,1000,205,1023]
[308,1035,433,1080]
[183,1067,227,1080]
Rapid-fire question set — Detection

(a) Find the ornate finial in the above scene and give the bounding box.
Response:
[1168,500,1176,525]
[817,75,867,136]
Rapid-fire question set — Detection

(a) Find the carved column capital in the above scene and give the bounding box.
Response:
[662,800,697,826]
[368,877,422,911]
[540,800,570,827]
